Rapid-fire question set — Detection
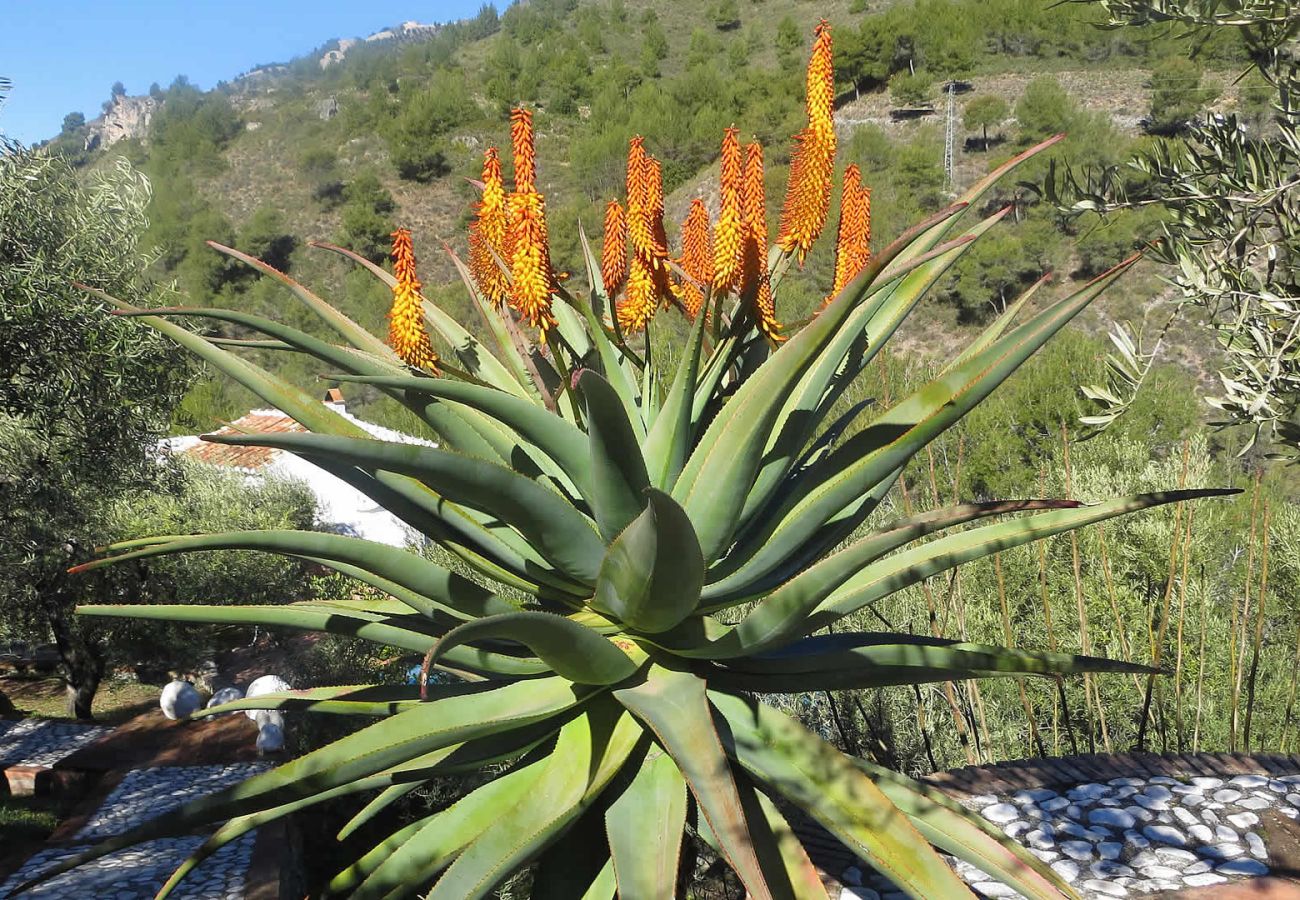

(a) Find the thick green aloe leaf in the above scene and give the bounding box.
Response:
[73,530,516,621]
[329,373,591,493]
[428,612,641,686]
[945,271,1050,372]
[96,292,559,591]
[577,369,653,541]
[735,772,831,900]
[204,432,605,585]
[605,744,687,897]
[196,684,425,717]
[704,255,1142,594]
[684,499,1079,648]
[423,700,643,900]
[853,760,1077,900]
[15,679,591,896]
[115,305,401,378]
[672,203,972,564]
[709,633,1154,692]
[207,239,397,358]
[642,304,707,490]
[533,803,617,900]
[297,451,588,599]
[77,602,549,677]
[309,239,535,401]
[337,759,548,898]
[710,690,975,899]
[614,666,773,900]
[734,208,1010,539]
[592,489,704,634]
[811,489,1237,631]
[576,223,644,417]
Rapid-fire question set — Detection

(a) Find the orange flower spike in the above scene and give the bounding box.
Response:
[829,164,872,303]
[645,153,669,261]
[469,147,510,307]
[507,190,558,335]
[712,127,744,295]
[777,21,836,266]
[806,21,835,141]
[740,140,768,297]
[387,228,440,371]
[600,199,628,299]
[678,198,713,319]
[510,107,537,193]
[625,136,657,261]
[741,141,784,343]
[617,252,657,333]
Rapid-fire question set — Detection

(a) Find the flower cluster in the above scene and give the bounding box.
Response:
[828,163,872,304]
[616,136,673,333]
[777,21,835,265]
[677,198,713,320]
[468,147,510,308]
[386,228,439,371]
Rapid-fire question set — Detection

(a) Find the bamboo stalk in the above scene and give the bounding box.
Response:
[1136,439,1190,751]
[1037,467,1065,755]
[1173,506,1195,752]
[997,552,1046,757]
[1061,424,1100,753]
[900,472,976,765]
[1229,473,1262,752]
[1281,620,1300,754]
[1193,563,1209,753]
[1243,503,1272,751]
[1098,526,1146,698]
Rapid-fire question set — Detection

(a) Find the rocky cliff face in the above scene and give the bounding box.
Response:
[84,94,158,150]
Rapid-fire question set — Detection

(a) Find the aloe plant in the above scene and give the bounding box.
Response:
[24,26,1237,900]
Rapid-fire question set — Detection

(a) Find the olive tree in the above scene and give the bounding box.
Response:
[0,150,189,717]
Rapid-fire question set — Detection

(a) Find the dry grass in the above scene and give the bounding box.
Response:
[0,675,159,726]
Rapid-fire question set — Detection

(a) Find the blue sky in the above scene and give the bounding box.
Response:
[0,1,487,145]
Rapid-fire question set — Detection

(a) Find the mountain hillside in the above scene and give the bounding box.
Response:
[43,0,1264,436]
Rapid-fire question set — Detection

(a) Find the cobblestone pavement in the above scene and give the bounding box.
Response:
[1,762,270,899]
[74,764,269,842]
[0,719,113,767]
[838,773,1300,899]
[0,835,255,899]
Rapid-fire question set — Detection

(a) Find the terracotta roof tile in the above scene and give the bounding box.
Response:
[185,412,307,470]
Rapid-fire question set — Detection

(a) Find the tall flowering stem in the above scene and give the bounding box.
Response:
[469,147,510,307]
[678,198,713,320]
[387,228,440,372]
[600,199,628,300]
[618,137,671,332]
[777,21,835,266]
[828,163,872,305]
[742,141,783,343]
[506,108,557,336]
[712,127,745,296]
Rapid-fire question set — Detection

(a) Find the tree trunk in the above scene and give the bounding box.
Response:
[40,569,105,721]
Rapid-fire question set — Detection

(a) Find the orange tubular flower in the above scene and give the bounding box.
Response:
[510,107,537,193]
[678,198,713,319]
[777,21,836,266]
[741,141,783,343]
[625,136,658,261]
[712,127,744,295]
[828,164,872,305]
[618,252,657,334]
[469,147,510,307]
[506,107,557,335]
[600,199,628,299]
[387,229,440,371]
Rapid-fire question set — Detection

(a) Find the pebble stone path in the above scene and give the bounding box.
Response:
[0,763,270,899]
[838,773,1300,899]
[0,719,113,767]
